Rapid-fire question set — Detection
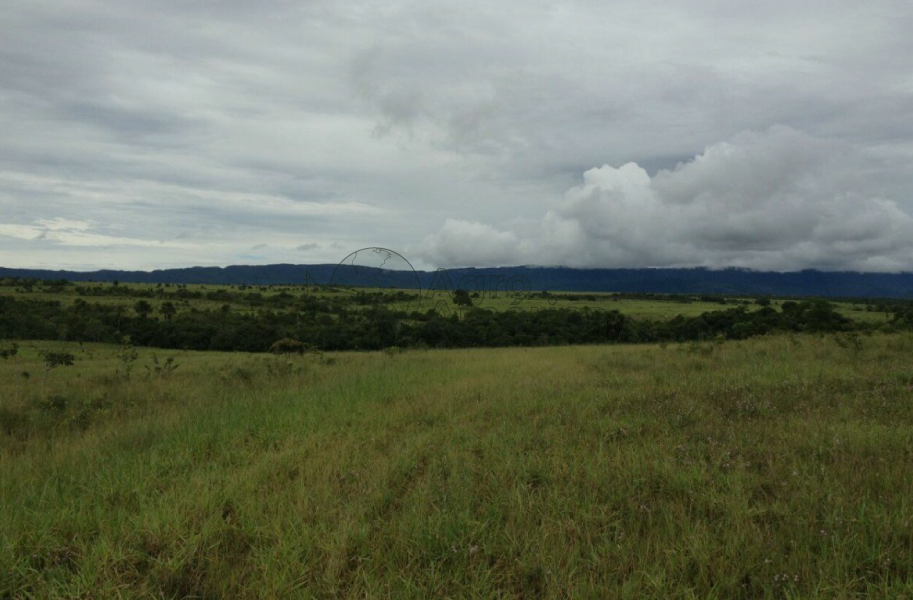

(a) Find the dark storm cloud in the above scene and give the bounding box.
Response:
[0,0,911,270]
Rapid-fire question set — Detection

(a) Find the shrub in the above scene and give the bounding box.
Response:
[269,338,314,355]
[145,355,179,380]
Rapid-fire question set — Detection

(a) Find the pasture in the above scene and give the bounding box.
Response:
[2,334,912,598]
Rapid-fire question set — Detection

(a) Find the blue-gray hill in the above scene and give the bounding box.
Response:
[3,265,913,298]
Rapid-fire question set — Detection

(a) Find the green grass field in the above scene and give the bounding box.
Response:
[3,334,913,598]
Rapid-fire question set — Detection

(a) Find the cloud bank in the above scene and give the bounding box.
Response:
[0,0,912,270]
[418,127,913,272]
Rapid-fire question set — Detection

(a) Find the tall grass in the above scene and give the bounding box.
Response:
[2,335,913,598]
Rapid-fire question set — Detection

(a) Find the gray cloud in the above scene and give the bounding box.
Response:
[0,0,911,270]
[418,127,913,272]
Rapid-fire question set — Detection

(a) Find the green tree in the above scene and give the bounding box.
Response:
[160,301,177,320]
[452,289,473,307]
[134,300,153,319]
[39,350,75,393]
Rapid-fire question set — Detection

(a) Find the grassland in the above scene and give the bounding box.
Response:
[0,280,893,323]
[3,334,913,598]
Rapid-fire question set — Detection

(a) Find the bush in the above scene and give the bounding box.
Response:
[269,338,314,355]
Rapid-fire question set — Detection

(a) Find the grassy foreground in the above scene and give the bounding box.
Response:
[2,335,913,599]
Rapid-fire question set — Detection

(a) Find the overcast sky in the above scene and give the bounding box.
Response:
[1,0,911,272]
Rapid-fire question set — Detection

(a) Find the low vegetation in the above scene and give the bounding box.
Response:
[2,334,913,598]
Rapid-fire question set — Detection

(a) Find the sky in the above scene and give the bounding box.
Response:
[1,0,912,272]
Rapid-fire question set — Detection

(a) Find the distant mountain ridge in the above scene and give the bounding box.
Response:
[3,264,913,299]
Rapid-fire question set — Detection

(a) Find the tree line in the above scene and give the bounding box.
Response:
[0,290,895,353]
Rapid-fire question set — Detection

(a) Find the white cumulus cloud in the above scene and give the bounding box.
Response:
[417,126,913,272]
